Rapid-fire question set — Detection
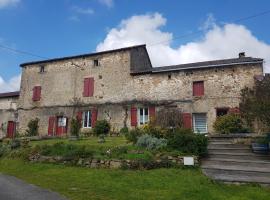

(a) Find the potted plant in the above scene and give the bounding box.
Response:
[251,136,269,154]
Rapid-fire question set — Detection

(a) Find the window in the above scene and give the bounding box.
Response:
[83,111,92,128]
[83,77,94,97]
[193,81,204,96]
[40,65,45,73]
[138,108,149,125]
[57,117,67,127]
[93,59,99,66]
[32,86,41,101]
[193,113,207,134]
[216,108,229,117]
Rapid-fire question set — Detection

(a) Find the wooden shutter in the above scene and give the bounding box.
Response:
[149,106,155,121]
[7,121,15,138]
[32,86,41,101]
[131,107,137,126]
[193,81,204,96]
[89,78,94,97]
[182,113,192,129]
[91,108,98,128]
[76,111,83,127]
[83,77,94,97]
[48,116,55,136]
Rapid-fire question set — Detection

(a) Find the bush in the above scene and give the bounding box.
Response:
[93,120,111,136]
[70,118,81,137]
[10,139,21,149]
[141,124,168,139]
[154,107,183,129]
[125,128,143,144]
[213,114,248,134]
[167,128,208,156]
[38,142,94,159]
[26,118,39,136]
[120,127,129,135]
[136,134,167,150]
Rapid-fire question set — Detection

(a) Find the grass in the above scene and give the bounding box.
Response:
[0,159,270,200]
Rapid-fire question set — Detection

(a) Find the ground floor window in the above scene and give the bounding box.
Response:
[216,108,229,117]
[83,111,92,128]
[57,117,67,127]
[138,107,149,125]
[193,113,207,134]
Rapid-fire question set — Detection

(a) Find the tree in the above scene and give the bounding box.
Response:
[240,75,270,131]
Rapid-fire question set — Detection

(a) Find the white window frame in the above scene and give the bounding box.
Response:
[82,111,92,128]
[193,113,208,134]
[138,107,149,125]
[58,117,67,127]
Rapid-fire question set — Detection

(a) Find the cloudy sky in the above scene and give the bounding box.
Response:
[0,0,270,92]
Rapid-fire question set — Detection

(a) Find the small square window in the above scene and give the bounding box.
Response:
[93,59,99,66]
[40,66,45,73]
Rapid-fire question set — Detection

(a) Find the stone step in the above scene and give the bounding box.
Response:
[208,148,251,154]
[209,139,234,143]
[202,168,270,184]
[208,153,270,161]
[204,157,270,164]
[202,161,270,172]
[209,141,233,145]
[208,144,250,149]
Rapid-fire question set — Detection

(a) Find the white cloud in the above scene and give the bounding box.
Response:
[72,6,94,15]
[98,0,113,8]
[0,74,21,92]
[97,13,270,73]
[0,0,20,9]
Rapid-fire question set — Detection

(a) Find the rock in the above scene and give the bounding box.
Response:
[110,160,122,169]
[77,158,84,166]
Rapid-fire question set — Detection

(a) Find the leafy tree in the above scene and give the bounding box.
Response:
[26,118,39,136]
[240,75,270,131]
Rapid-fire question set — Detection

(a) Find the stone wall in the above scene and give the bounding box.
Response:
[18,47,263,135]
[0,97,18,138]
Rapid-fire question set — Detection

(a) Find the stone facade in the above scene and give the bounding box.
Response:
[12,45,264,135]
[0,92,19,138]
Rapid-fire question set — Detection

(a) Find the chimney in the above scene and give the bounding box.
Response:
[239,52,245,58]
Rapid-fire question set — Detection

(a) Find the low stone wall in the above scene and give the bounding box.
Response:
[29,154,198,169]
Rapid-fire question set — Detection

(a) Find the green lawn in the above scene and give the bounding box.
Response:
[0,159,269,200]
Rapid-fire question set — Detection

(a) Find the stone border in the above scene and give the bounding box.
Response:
[29,154,198,169]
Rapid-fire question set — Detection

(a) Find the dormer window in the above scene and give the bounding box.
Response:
[40,65,45,73]
[93,59,99,66]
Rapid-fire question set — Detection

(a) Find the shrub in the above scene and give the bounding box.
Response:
[70,118,81,137]
[93,120,111,136]
[141,124,168,139]
[125,128,143,144]
[10,139,21,149]
[167,128,208,156]
[26,118,39,136]
[213,114,248,134]
[39,142,94,158]
[136,134,167,150]
[154,107,183,129]
[120,127,129,135]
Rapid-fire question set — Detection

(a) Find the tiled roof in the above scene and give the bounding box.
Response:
[0,91,20,98]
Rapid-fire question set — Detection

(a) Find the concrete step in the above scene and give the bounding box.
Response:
[202,161,270,173]
[204,157,270,165]
[208,153,270,161]
[208,148,251,154]
[208,144,250,149]
[203,168,270,184]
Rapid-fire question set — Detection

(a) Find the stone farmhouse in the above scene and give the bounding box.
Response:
[0,44,264,137]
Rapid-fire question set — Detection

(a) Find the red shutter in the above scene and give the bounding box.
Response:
[7,121,15,138]
[83,78,90,97]
[193,81,204,96]
[33,86,41,101]
[89,78,94,97]
[48,116,55,136]
[229,107,240,114]
[76,111,83,127]
[91,108,98,128]
[182,113,192,129]
[131,107,137,126]
[83,78,94,97]
[149,106,155,121]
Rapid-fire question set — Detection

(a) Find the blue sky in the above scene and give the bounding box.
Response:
[0,0,270,92]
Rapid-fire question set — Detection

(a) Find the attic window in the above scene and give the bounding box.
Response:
[168,74,172,80]
[40,65,45,73]
[93,59,99,66]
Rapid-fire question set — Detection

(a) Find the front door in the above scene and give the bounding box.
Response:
[7,121,16,138]
[56,117,68,136]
